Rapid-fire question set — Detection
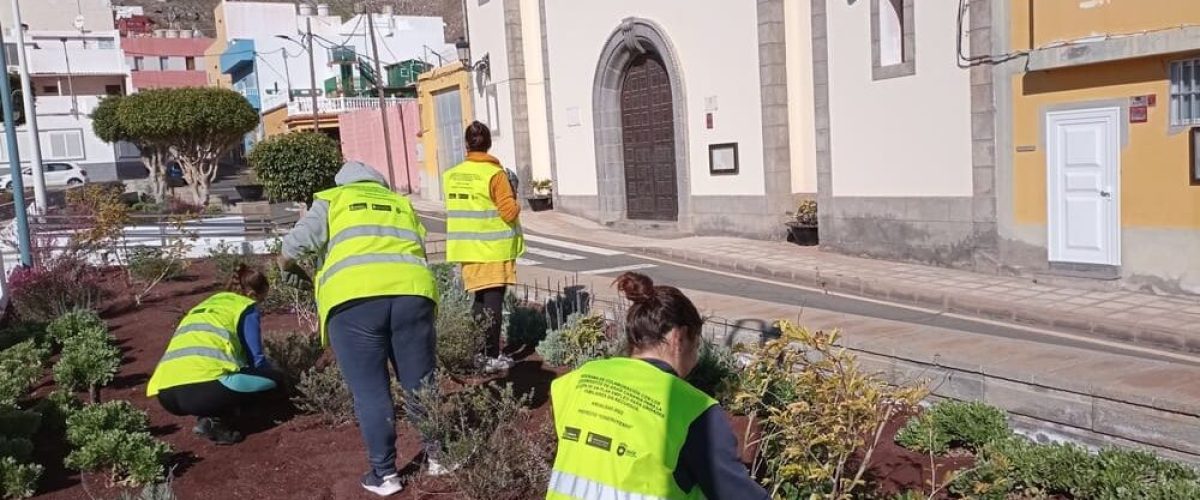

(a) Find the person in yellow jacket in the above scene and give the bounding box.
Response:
[146,265,282,446]
[442,121,523,373]
[547,272,769,500]
[278,161,441,497]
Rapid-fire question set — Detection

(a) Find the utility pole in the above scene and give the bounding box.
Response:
[366,11,399,191]
[306,17,319,131]
[0,27,32,267]
[11,0,46,215]
[281,49,293,101]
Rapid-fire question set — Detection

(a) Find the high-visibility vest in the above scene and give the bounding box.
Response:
[548,357,717,500]
[146,292,255,397]
[442,160,525,263]
[313,182,438,345]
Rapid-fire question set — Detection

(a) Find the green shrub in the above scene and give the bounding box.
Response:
[895,401,1010,455]
[249,131,343,205]
[409,380,551,499]
[46,309,105,346]
[208,241,256,285]
[434,265,488,375]
[65,401,149,442]
[127,246,186,283]
[0,456,42,499]
[53,332,121,403]
[0,341,48,406]
[64,430,170,486]
[0,323,46,352]
[293,366,354,425]
[686,342,741,406]
[505,299,549,349]
[64,402,169,486]
[29,390,79,436]
[949,436,1200,499]
[263,249,318,332]
[536,314,609,368]
[262,330,323,386]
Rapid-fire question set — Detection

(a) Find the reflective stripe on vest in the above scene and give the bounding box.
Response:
[313,182,438,346]
[442,161,525,263]
[145,292,255,397]
[548,470,668,500]
[548,358,716,500]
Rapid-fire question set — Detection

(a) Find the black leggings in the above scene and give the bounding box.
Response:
[157,366,284,419]
[472,286,506,358]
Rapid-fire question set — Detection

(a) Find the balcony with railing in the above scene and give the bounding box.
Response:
[287,97,410,117]
[28,45,126,76]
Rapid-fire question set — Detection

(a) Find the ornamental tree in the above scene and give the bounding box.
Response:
[91,93,170,202]
[248,131,343,205]
[166,87,258,205]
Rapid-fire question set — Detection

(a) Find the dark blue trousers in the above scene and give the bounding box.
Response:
[328,295,437,478]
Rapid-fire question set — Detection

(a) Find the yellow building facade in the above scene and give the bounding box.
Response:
[415,63,473,200]
[1003,0,1200,293]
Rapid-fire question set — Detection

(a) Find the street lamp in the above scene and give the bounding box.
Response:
[276,32,320,130]
[455,37,489,78]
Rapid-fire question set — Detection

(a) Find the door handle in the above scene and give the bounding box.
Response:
[1100,190,1112,198]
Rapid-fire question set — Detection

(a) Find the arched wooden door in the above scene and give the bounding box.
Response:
[619,53,677,221]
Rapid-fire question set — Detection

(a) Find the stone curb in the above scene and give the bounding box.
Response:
[633,245,1193,355]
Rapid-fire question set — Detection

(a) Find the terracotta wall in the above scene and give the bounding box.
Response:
[339,102,422,194]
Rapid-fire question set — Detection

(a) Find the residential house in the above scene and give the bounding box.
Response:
[1001,1,1200,294]
[124,34,213,91]
[460,0,818,238]
[208,1,451,156]
[0,0,137,183]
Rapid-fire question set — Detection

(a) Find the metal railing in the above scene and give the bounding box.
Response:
[287,97,411,116]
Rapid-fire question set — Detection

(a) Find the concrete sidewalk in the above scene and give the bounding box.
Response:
[515,265,1200,463]
[414,199,1200,354]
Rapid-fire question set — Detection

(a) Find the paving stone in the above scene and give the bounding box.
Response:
[1094,400,1200,455]
[985,378,1093,428]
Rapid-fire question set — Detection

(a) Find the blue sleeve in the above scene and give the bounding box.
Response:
[675,406,770,500]
[238,306,268,368]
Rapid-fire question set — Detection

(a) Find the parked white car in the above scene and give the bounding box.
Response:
[0,162,88,191]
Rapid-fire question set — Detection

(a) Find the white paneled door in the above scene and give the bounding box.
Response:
[1046,107,1121,266]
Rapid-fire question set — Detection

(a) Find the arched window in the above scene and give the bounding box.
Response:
[871,0,915,80]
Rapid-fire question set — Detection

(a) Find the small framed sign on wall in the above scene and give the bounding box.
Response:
[709,143,739,176]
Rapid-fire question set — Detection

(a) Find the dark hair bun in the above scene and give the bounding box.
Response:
[614,272,656,304]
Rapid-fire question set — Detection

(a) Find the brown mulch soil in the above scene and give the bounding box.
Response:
[26,260,968,499]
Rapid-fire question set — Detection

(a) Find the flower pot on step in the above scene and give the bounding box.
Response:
[236,184,265,202]
[785,221,819,246]
[528,196,553,212]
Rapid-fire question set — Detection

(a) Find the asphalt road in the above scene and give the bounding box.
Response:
[419,213,1197,365]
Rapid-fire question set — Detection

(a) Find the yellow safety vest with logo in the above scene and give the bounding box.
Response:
[313,182,438,345]
[146,292,255,397]
[548,357,717,500]
[442,160,525,263]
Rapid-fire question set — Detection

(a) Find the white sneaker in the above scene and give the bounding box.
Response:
[426,458,459,477]
[361,472,403,496]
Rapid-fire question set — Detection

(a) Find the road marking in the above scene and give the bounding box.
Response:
[524,234,625,256]
[525,247,586,261]
[517,258,542,267]
[580,263,657,275]
[627,253,1200,365]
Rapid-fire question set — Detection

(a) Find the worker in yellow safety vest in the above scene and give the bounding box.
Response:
[442,121,524,373]
[548,272,769,500]
[146,265,283,446]
[278,160,443,497]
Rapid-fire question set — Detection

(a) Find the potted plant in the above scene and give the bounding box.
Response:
[785,199,818,246]
[527,178,553,212]
[235,170,266,203]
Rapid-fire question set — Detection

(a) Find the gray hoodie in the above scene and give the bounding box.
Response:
[281,161,406,264]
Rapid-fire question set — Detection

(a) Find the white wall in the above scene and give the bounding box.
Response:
[520,0,552,182]
[467,0,517,168]
[0,0,115,33]
[826,0,973,197]
[542,0,765,197]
